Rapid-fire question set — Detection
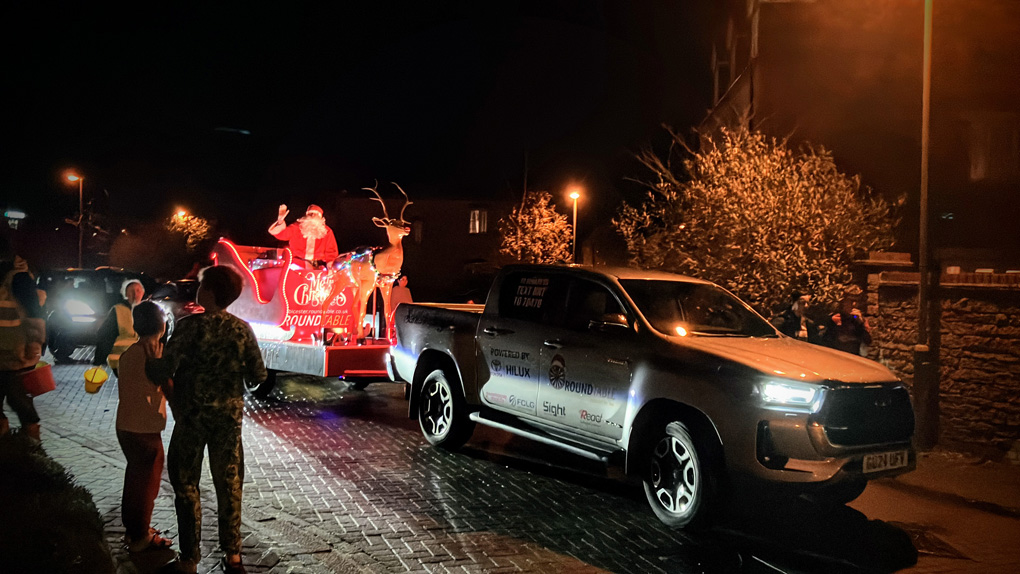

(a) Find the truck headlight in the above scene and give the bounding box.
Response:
[760,380,823,412]
[64,299,96,322]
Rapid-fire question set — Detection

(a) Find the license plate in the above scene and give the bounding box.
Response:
[863,449,909,473]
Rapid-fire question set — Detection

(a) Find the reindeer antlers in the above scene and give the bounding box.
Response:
[363,181,413,225]
[392,182,413,223]
[363,180,390,221]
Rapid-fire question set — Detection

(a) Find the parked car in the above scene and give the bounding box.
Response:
[149,279,203,339]
[37,267,156,362]
[391,264,916,529]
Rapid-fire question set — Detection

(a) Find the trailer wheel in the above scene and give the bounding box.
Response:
[418,368,474,450]
[246,368,278,399]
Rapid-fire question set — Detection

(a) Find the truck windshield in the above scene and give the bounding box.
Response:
[619,279,777,338]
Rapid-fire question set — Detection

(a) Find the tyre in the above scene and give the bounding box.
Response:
[246,368,278,399]
[48,330,75,363]
[642,421,718,529]
[417,368,475,450]
[349,380,370,391]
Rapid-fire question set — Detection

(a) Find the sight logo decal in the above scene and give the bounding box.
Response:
[543,401,566,417]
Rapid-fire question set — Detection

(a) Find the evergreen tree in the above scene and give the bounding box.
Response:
[614,126,900,313]
[498,191,573,265]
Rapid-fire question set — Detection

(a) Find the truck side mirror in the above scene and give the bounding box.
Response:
[589,312,629,333]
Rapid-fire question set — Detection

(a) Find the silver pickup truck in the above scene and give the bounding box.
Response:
[390,264,915,528]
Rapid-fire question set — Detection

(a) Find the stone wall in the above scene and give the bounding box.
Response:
[868,272,1020,460]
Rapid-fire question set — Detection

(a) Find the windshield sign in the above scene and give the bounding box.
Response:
[620,279,776,338]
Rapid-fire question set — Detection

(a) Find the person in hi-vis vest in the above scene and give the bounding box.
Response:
[93,279,146,374]
[1,240,46,444]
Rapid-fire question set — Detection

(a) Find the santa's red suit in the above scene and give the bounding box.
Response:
[268,205,339,265]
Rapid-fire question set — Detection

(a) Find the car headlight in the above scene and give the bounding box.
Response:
[63,299,96,321]
[759,380,823,412]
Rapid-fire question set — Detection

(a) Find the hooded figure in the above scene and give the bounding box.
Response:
[93,278,146,372]
[268,204,339,267]
[772,290,819,343]
[822,285,873,355]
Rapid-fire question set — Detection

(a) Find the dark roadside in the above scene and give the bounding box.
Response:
[0,431,116,574]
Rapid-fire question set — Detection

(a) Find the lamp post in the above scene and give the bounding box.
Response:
[65,173,84,268]
[914,0,939,449]
[569,189,581,264]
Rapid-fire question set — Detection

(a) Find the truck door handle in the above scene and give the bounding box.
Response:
[543,339,563,349]
[483,326,514,336]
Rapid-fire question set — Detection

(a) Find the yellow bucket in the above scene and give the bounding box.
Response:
[83,367,109,394]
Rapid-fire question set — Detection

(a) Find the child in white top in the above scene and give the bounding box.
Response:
[115,301,173,553]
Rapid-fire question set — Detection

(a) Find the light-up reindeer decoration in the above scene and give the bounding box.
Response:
[323,182,412,343]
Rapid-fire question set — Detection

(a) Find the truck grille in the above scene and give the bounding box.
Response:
[815,384,915,447]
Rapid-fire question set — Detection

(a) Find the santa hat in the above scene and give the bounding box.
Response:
[305,205,324,216]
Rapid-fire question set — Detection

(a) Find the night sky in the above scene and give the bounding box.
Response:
[6,1,714,244]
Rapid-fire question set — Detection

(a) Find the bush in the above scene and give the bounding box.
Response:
[0,433,115,574]
[615,126,900,313]
[497,191,573,265]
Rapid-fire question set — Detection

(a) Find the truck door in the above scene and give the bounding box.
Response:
[537,278,632,441]
[477,271,568,419]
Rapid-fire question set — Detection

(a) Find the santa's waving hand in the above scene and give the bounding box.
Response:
[268,204,339,267]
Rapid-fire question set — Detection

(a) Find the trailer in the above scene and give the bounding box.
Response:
[212,238,395,397]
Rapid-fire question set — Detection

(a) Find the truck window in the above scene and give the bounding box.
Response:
[498,272,568,326]
[565,279,625,332]
[620,279,776,337]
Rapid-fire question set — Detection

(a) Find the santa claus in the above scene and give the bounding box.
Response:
[268,204,339,267]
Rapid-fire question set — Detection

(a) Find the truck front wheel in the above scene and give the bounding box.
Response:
[642,421,717,529]
[418,368,474,450]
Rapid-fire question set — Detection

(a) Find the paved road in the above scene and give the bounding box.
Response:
[31,357,1016,573]
[225,374,728,574]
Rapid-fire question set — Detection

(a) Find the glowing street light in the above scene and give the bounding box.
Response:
[65,172,84,268]
[568,187,582,263]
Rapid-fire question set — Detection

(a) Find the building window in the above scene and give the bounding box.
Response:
[468,209,488,234]
[966,111,1020,182]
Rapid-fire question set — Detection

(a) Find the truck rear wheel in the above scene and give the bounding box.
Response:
[642,421,718,529]
[418,368,474,450]
[246,369,278,399]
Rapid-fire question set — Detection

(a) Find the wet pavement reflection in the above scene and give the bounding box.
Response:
[242,374,917,573]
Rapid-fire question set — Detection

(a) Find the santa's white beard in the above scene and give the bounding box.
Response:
[299,217,327,240]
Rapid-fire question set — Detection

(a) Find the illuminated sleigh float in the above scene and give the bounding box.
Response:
[209,184,411,382]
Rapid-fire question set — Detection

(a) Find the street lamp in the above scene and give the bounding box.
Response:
[915,0,938,449]
[568,188,581,264]
[65,172,84,268]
